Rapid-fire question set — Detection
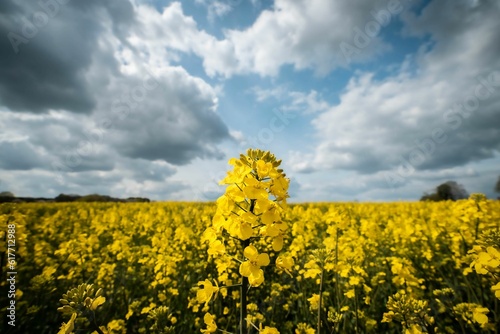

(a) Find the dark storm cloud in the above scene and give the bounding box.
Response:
[0,0,232,198]
[0,112,116,172]
[0,141,45,170]
[110,67,229,165]
[124,159,177,182]
[0,0,134,113]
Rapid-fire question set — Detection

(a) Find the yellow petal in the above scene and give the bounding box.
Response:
[257,253,270,266]
[90,296,106,311]
[344,289,355,299]
[272,237,283,252]
[262,210,279,225]
[58,312,77,334]
[248,271,264,286]
[265,224,280,237]
[487,247,500,258]
[473,311,488,325]
[239,262,252,277]
[240,222,253,240]
[492,282,500,299]
[208,240,225,256]
[243,245,258,260]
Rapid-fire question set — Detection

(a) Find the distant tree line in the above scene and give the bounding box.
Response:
[0,192,150,203]
[420,181,468,201]
[421,176,500,201]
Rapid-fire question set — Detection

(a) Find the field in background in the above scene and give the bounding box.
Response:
[1,199,499,333]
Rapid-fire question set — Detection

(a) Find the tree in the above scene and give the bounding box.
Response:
[420,181,468,201]
[495,176,500,193]
[444,181,468,200]
[420,192,440,201]
[55,194,81,202]
[0,191,15,197]
[436,183,454,201]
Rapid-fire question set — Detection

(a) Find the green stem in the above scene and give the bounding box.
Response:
[221,283,243,289]
[219,329,235,334]
[354,287,359,334]
[90,312,104,334]
[335,228,341,310]
[494,297,498,334]
[240,199,256,334]
[240,240,249,334]
[317,266,325,334]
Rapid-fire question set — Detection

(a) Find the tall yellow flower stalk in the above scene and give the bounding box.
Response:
[199,148,290,334]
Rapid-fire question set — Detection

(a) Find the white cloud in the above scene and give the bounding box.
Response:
[286,91,329,114]
[0,0,232,198]
[288,0,500,199]
[129,2,238,77]
[2,0,499,201]
[132,1,399,77]
[209,0,398,76]
[195,0,233,22]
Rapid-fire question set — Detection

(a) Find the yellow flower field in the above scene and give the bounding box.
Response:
[1,196,499,333]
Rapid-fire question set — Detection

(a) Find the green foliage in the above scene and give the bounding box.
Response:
[421,180,468,201]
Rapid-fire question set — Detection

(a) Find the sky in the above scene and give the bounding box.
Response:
[0,0,499,202]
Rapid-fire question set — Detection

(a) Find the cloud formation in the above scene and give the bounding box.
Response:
[1,0,498,201]
[0,0,231,197]
[291,0,500,181]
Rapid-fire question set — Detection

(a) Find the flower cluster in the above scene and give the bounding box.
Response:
[382,291,433,333]
[464,229,500,300]
[57,283,106,334]
[58,283,106,315]
[5,190,500,333]
[198,148,291,333]
[203,149,291,287]
[148,306,176,333]
[452,303,491,330]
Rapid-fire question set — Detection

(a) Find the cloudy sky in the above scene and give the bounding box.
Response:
[0,0,499,201]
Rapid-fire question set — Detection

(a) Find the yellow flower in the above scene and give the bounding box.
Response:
[207,240,225,256]
[225,184,246,202]
[239,245,270,286]
[276,255,294,276]
[382,311,395,323]
[106,319,126,334]
[270,175,289,199]
[340,306,350,312]
[197,280,219,305]
[308,294,320,310]
[405,324,424,334]
[219,159,252,184]
[344,289,355,299]
[90,296,106,311]
[472,307,489,327]
[260,326,280,334]
[58,312,77,334]
[261,204,281,224]
[492,282,500,299]
[243,183,268,200]
[349,276,361,286]
[201,313,217,333]
[295,323,315,334]
[240,221,254,240]
[256,160,273,179]
[202,227,217,243]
